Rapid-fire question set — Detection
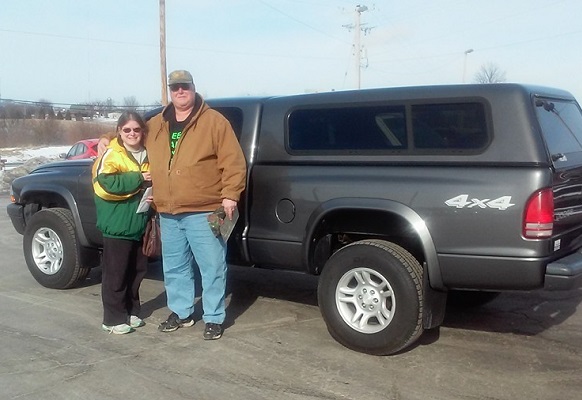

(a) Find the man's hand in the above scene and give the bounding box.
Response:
[222,198,238,220]
[97,137,111,156]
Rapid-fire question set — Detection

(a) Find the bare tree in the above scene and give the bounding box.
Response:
[105,97,115,117]
[1,101,25,119]
[91,100,106,117]
[0,102,27,147]
[123,96,139,111]
[70,103,92,120]
[37,99,54,119]
[474,63,507,84]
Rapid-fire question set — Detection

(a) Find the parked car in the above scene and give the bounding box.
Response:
[60,139,99,160]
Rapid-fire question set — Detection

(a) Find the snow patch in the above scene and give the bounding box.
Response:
[1,146,71,163]
[1,145,76,194]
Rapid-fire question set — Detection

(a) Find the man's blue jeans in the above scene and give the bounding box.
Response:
[159,212,227,324]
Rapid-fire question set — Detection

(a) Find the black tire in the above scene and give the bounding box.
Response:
[447,290,501,308]
[23,208,89,289]
[318,239,424,355]
[76,265,91,283]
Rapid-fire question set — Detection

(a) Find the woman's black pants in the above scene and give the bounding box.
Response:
[101,237,148,326]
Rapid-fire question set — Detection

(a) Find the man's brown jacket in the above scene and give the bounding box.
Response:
[145,94,246,214]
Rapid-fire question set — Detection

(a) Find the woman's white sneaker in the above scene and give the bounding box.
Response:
[129,315,145,328]
[102,323,134,334]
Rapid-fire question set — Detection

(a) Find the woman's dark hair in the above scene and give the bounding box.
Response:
[116,111,147,133]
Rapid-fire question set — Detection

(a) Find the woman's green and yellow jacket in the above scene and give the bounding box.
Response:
[92,137,150,241]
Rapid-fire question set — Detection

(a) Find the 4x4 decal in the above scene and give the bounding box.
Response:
[445,195,514,210]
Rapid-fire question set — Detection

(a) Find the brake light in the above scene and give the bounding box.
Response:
[523,189,554,238]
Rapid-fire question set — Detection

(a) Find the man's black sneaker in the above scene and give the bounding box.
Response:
[158,312,195,332]
[203,323,223,340]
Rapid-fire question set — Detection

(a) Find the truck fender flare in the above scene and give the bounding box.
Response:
[20,184,91,248]
[305,197,444,290]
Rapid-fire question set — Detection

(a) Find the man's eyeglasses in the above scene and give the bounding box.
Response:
[169,83,192,92]
[121,127,143,133]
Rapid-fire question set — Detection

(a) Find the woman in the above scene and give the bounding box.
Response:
[92,111,152,334]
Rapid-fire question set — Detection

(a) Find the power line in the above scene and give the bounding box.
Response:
[0,27,345,61]
[0,28,153,48]
[370,28,582,65]
[258,0,350,45]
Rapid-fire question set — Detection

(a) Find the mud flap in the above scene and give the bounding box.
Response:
[422,262,448,329]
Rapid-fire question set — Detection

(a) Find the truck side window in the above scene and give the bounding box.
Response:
[214,107,244,140]
[288,102,488,153]
[411,103,488,150]
[288,105,407,151]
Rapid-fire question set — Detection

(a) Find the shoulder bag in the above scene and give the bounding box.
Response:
[142,214,161,257]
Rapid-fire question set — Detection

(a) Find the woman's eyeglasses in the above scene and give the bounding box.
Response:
[121,127,142,133]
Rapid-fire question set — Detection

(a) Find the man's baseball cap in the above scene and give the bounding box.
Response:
[168,70,193,85]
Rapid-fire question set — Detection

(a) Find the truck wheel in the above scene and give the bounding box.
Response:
[318,239,424,355]
[23,208,89,289]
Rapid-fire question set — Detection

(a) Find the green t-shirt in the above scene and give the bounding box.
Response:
[168,107,195,159]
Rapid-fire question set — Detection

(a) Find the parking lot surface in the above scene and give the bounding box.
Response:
[1,195,581,400]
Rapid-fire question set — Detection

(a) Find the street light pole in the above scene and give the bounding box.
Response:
[462,48,474,83]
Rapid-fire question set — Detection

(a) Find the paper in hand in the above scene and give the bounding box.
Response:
[207,206,239,242]
[136,187,153,213]
[220,208,239,242]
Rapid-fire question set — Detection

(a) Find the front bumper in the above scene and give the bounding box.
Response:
[545,250,582,290]
[6,203,25,235]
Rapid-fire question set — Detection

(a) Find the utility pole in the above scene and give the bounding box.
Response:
[159,0,168,105]
[343,5,371,89]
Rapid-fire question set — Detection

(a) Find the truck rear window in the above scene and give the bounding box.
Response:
[288,102,488,153]
[535,99,582,163]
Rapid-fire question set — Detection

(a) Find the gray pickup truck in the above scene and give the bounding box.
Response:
[7,83,582,355]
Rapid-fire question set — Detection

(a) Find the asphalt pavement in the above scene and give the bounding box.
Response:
[1,194,581,400]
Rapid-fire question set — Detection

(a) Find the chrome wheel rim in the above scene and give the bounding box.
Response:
[335,267,395,334]
[31,227,63,275]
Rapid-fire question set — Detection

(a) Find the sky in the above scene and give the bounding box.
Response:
[1,0,581,108]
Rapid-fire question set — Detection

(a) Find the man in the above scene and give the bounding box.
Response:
[99,70,246,340]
